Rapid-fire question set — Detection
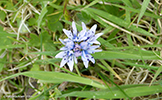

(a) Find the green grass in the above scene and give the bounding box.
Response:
[0,0,162,100]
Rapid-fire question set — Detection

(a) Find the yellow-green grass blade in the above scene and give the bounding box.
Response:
[150,65,162,86]
[137,0,151,24]
[0,71,106,89]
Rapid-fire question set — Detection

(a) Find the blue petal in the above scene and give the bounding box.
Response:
[59,39,65,45]
[89,24,97,35]
[64,38,71,42]
[67,50,73,57]
[78,30,86,41]
[80,42,88,50]
[60,47,67,50]
[88,49,102,54]
[72,21,77,36]
[94,49,102,52]
[89,40,101,44]
[82,22,87,30]
[65,40,74,50]
[67,56,74,71]
[87,54,95,64]
[60,56,68,67]
[83,60,89,68]
[55,51,66,58]
[63,29,73,39]
[81,51,89,68]
[81,50,87,61]
[94,33,103,40]
[89,45,100,49]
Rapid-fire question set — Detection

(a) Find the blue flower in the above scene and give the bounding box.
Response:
[55,21,103,71]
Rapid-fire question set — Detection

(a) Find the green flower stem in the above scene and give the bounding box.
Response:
[74,63,81,76]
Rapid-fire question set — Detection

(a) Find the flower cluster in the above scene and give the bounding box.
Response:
[55,21,103,71]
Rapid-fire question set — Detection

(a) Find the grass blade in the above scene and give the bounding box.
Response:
[137,0,151,24]
[121,0,133,7]
[92,50,160,60]
[84,8,156,38]
[0,71,106,89]
[149,65,162,86]
[59,85,162,99]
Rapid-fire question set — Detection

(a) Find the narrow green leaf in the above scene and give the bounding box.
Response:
[0,44,24,49]
[84,8,157,38]
[0,71,106,89]
[150,65,162,86]
[28,51,60,56]
[37,4,48,30]
[0,55,6,72]
[121,0,133,7]
[81,0,99,10]
[121,62,158,70]
[59,85,162,99]
[92,50,160,60]
[111,4,161,19]
[137,0,151,24]
[100,60,122,81]
[84,9,111,27]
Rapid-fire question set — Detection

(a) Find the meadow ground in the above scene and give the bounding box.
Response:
[0,0,162,100]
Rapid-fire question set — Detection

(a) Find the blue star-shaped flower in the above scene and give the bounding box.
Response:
[55,21,103,71]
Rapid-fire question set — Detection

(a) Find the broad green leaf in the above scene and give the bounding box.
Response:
[28,18,37,26]
[0,71,106,89]
[137,0,151,24]
[41,31,51,43]
[59,85,162,99]
[76,11,91,24]
[44,42,56,51]
[47,13,63,32]
[29,34,40,46]
[30,64,40,71]
[0,26,16,37]
[48,21,63,32]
